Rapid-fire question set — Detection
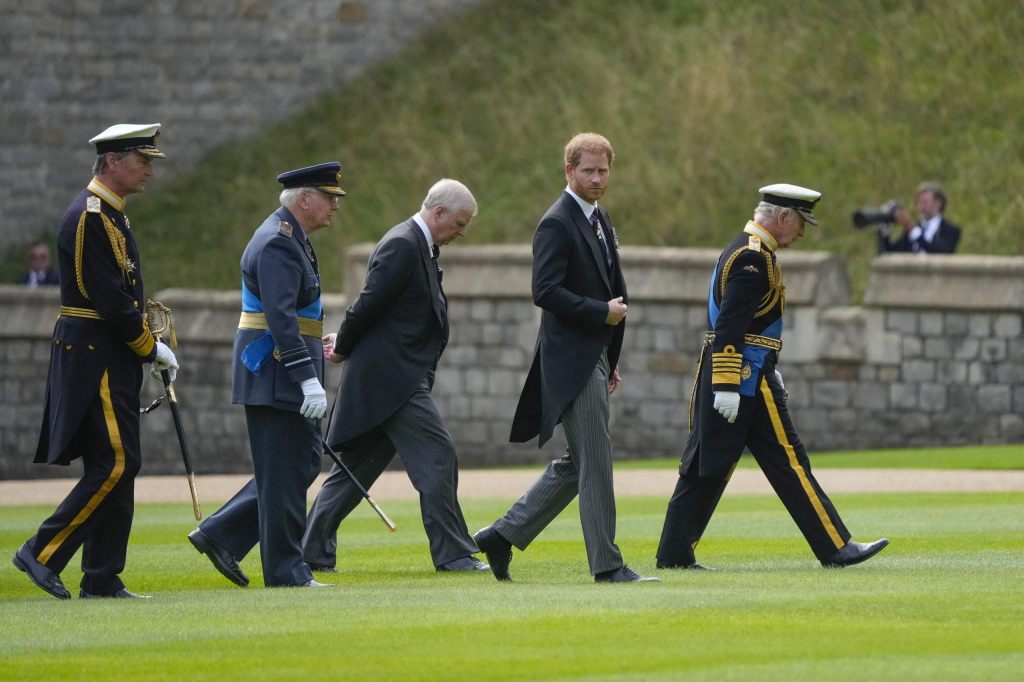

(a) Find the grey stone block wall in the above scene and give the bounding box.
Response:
[1,250,1022,479]
[0,0,483,254]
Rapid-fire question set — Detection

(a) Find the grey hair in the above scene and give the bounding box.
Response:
[753,201,797,224]
[92,151,133,175]
[279,187,315,208]
[422,179,477,217]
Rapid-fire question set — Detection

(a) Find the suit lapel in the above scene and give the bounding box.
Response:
[565,194,612,294]
[410,220,445,325]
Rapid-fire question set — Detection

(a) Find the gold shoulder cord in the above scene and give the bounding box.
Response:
[101,213,129,274]
[756,252,785,318]
[720,247,786,319]
[74,212,90,299]
[74,212,130,300]
[718,246,748,299]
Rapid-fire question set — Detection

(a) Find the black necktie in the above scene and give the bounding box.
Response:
[590,211,612,271]
[431,243,447,310]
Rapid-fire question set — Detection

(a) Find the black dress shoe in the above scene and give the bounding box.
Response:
[436,555,490,572]
[80,587,151,599]
[595,565,661,583]
[822,538,890,568]
[307,563,338,573]
[188,529,249,586]
[656,561,712,570]
[12,543,71,600]
[299,579,333,588]
[473,526,513,581]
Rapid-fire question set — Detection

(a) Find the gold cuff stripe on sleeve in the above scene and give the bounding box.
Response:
[711,372,741,385]
[128,328,156,357]
[59,306,102,320]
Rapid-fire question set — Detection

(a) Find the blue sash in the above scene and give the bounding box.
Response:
[240,282,322,374]
[707,266,783,397]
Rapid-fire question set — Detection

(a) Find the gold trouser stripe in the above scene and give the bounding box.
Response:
[37,371,127,564]
[59,306,102,320]
[238,311,324,338]
[759,379,844,549]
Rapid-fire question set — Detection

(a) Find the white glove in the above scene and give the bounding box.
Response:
[713,390,740,424]
[151,341,179,383]
[774,369,789,403]
[299,378,328,419]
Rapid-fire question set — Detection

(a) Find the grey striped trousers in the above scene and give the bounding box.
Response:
[493,351,624,575]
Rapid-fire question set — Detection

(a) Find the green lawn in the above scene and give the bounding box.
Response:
[616,444,1024,471]
[2,492,1021,680]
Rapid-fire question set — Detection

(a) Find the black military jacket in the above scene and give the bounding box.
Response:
[36,178,156,464]
[682,221,785,476]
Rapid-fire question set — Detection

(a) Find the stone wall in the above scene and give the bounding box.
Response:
[1,249,1021,479]
[0,0,483,254]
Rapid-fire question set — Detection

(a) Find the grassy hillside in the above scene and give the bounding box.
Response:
[124,0,1023,297]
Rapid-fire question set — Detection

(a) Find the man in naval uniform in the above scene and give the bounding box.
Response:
[186,163,343,588]
[656,184,889,570]
[12,123,178,599]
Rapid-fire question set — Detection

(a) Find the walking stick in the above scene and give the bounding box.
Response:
[321,439,397,533]
[145,299,202,520]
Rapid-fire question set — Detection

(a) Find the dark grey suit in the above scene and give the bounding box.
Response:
[198,207,324,587]
[496,191,628,575]
[303,218,478,568]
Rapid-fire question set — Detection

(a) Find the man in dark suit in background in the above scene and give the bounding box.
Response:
[19,241,60,287]
[877,182,961,254]
[186,163,343,589]
[302,179,485,573]
[473,132,657,584]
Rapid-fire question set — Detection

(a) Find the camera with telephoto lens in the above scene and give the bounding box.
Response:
[851,200,901,229]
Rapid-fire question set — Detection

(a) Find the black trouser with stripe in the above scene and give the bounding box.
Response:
[658,373,851,565]
[26,368,143,595]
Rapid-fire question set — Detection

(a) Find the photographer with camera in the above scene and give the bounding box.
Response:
[853,182,961,254]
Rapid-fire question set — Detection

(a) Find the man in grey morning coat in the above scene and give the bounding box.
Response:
[473,133,658,584]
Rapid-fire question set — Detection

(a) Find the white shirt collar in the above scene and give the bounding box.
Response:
[565,185,598,220]
[412,213,435,250]
[907,214,941,244]
[921,214,942,242]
